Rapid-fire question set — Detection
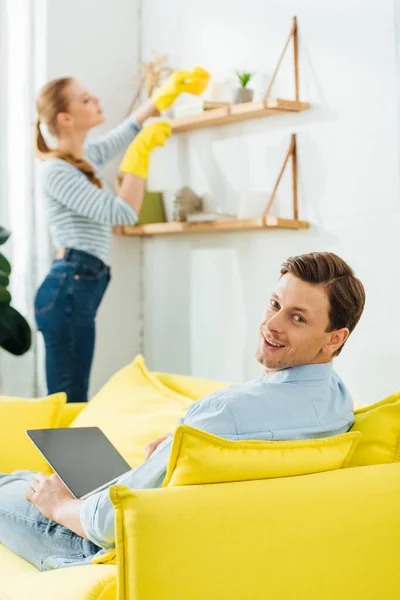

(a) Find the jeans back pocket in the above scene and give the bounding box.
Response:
[34,272,68,314]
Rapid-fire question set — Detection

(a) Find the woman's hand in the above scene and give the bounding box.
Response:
[119,120,171,179]
[152,67,210,112]
[25,473,75,521]
[145,433,172,460]
[119,121,171,178]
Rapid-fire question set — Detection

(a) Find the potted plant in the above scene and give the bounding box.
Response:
[0,227,31,355]
[234,71,254,104]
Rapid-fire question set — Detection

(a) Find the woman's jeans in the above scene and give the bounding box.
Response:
[35,249,111,403]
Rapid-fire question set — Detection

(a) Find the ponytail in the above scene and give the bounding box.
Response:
[35,119,102,189]
[35,119,52,157]
[54,152,103,189]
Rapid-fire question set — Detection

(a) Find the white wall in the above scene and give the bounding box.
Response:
[141,0,400,404]
[43,0,143,395]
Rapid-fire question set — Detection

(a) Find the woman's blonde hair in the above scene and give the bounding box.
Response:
[35,77,102,188]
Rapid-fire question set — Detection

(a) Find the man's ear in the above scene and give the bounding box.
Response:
[324,327,350,356]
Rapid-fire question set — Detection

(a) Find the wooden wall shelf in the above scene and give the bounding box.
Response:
[114,133,307,238]
[170,17,308,134]
[113,217,309,238]
[170,99,310,133]
[113,18,310,240]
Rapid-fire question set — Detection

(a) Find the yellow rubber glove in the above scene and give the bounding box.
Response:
[152,67,211,112]
[119,121,171,179]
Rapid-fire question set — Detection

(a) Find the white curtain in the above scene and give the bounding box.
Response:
[0,0,51,396]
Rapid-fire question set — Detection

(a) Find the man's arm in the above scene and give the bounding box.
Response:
[53,498,87,538]
[79,397,238,549]
[25,473,88,538]
[30,395,237,549]
[80,438,173,549]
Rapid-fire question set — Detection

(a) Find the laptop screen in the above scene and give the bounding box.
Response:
[26,427,131,498]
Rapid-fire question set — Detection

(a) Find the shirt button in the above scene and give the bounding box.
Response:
[74,275,80,280]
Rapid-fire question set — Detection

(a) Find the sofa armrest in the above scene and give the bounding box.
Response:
[58,402,86,427]
[110,463,400,600]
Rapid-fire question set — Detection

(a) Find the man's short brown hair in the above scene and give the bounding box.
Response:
[280,252,365,356]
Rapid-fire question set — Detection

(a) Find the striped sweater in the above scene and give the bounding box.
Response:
[40,114,141,265]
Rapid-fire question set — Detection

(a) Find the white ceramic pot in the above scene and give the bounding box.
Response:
[233,87,254,104]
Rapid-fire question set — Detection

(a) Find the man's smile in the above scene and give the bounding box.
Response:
[262,334,286,350]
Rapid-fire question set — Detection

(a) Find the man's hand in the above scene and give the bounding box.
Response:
[25,473,75,521]
[145,433,171,460]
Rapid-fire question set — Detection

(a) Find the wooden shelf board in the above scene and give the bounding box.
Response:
[170,99,310,133]
[113,217,310,238]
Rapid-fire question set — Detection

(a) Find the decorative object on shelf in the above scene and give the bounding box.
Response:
[114,176,166,225]
[172,186,203,222]
[114,133,306,237]
[168,17,307,133]
[208,77,234,103]
[0,227,31,355]
[234,72,254,104]
[137,191,166,225]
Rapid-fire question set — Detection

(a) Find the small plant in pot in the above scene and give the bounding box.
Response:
[234,71,254,104]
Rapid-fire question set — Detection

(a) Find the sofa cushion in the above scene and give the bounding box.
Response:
[162,425,361,487]
[70,355,194,468]
[153,371,229,400]
[155,372,400,470]
[0,393,66,474]
[0,542,116,600]
[349,390,400,466]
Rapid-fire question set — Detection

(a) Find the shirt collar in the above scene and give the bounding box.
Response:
[265,362,333,383]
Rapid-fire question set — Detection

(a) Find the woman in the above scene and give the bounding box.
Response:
[34,68,210,403]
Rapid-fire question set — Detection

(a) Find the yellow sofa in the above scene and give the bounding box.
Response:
[1,357,400,600]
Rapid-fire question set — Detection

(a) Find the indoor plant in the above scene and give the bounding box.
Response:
[0,227,31,355]
[234,71,254,103]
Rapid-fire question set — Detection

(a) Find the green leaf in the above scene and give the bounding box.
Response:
[0,287,11,304]
[0,269,9,287]
[0,227,10,246]
[0,304,31,355]
[236,71,253,88]
[0,253,11,276]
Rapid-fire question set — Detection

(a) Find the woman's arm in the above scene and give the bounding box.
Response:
[85,100,160,168]
[118,173,146,215]
[85,67,210,168]
[134,98,160,126]
[43,160,139,225]
[44,121,170,225]
[84,115,142,168]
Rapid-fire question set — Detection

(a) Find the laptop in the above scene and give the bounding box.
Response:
[26,427,131,499]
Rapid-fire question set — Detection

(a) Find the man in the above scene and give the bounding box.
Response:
[0,252,366,571]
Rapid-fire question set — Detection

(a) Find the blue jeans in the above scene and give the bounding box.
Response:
[35,249,111,403]
[0,470,100,571]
